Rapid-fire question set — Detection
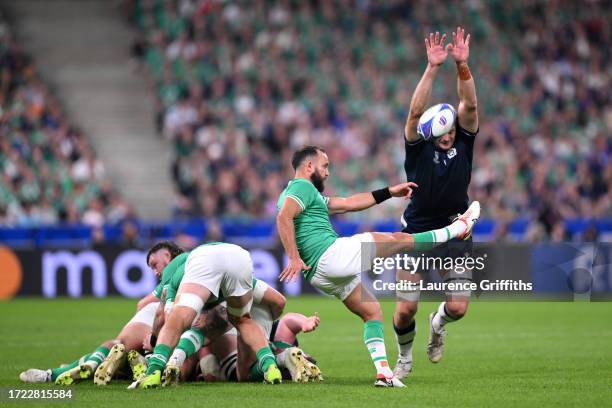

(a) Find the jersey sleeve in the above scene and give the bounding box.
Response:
[151,282,163,298]
[455,122,478,164]
[283,179,318,211]
[165,263,185,303]
[165,285,176,304]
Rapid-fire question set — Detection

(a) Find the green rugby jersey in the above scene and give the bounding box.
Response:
[152,252,189,299]
[277,178,338,280]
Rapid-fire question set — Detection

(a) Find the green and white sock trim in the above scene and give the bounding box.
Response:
[413,219,466,251]
[363,320,393,378]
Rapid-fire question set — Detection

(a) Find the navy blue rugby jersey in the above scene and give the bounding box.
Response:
[402,122,477,233]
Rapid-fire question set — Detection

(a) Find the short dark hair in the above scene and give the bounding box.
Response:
[291,145,325,170]
[146,241,184,265]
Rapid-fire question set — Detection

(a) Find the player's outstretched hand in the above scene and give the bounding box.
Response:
[389,182,418,199]
[425,31,451,66]
[449,26,470,64]
[280,257,310,282]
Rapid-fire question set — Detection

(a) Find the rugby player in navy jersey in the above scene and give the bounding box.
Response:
[392,27,479,379]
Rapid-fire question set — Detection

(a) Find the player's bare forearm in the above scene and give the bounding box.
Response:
[277,199,310,282]
[405,64,440,141]
[328,192,376,214]
[276,214,301,261]
[136,293,157,311]
[456,62,478,132]
[329,183,414,214]
[450,26,478,132]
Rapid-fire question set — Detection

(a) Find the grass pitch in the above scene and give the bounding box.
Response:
[1,297,610,407]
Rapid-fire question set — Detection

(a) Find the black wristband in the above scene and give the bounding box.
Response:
[372,187,392,204]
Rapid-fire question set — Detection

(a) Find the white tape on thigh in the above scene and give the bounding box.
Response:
[164,301,174,314]
[252,280,269,304]
[226,298,253,317]
[176,293,204,312]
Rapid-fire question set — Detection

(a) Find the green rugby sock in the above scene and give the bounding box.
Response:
[255,346,276,375]
[413,231,436,251]
[249,362,264,381]
[84,346,110,368]
[413,218,466,251]
[168,329,205,367]
[50,353,91,381]
[146,344,172,375]
[364,320,393,378]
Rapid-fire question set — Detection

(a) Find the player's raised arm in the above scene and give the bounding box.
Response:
[276,197,310,282]
[327,182,417,214]
[449,26,478,133]
[404,32,450,142]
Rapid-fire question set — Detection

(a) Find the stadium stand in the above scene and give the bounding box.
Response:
[0,13,135,228]
[124,0,611,242]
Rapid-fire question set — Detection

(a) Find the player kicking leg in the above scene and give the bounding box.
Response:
[130,243,281,389]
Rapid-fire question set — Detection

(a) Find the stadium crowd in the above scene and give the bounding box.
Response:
[0,14,134,227]
[127,0,611,238]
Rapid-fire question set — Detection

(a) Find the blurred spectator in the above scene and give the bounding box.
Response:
[121,220,142,248]
[91,225,106,248]
[126,0,611,239]
[173,230,198,249]
[0,14,133,227]
[582,223,599,242]
[205,218,224,242]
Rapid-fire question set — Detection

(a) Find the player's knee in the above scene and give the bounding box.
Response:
[362,303,383,322]
[168,307,194,331]
[446,302,468,319]
[395,302,418,323]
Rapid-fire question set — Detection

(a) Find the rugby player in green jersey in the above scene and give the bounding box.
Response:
[130,242,283,388]
[276,146,480,387]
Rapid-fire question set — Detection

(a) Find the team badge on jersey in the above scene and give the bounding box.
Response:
[447,148,457,159]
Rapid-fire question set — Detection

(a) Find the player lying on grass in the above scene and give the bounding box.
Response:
[139,302,322,384]
[187,311,321,383]
[151,274,321,385]
[130,241,283,389]
[18,241,185,385]
[276,145,480,387]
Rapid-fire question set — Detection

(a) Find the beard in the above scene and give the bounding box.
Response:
[310,171,325,192]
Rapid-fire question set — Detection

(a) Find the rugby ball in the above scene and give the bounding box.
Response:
[417,103,456,140]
